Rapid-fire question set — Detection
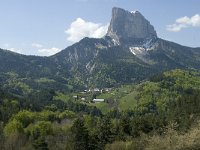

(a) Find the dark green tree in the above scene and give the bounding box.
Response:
[32,136,48,150]
[97,116,113,149]
[119,113,131,136]
[71,117,89,150]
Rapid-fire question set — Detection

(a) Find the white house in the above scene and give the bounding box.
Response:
[93,88,100,92]
[93,99,104,103]
[73,95,78,99]
[81,98,86,101]
[104,88,112,92]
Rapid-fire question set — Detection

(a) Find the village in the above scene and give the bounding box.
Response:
[72,87,113,103]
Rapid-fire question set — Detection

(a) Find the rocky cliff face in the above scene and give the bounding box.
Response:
[1,7,200,90]
[51,7,200,88]
[106,7,157,44]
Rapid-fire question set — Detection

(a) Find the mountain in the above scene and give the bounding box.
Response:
[1,7,200,94]
[106,7,157,44]
[51,7,200,87]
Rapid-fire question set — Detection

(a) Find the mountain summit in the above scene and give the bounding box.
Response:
[106,7,157,44]
[0,7,200,92]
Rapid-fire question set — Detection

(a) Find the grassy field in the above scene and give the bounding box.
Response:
[96,92,114,99]
[53,84,139,113]
[92,84,138,112]
[118,91,138,110]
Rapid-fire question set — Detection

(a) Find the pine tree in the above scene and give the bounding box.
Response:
[71,117,89,150]
[119,114,131,136]
[97,116,113,149]
[32,136,48,150]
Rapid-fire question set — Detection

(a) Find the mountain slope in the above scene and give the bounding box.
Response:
[50,7,200,87]
[0,7,200,93]
[51,36,200,88]
[0,49,71,95]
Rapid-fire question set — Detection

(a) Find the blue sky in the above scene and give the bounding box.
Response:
[0,0,200,56]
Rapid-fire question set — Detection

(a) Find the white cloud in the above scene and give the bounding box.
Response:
[31,43,60,56]
[32,43,43,48]
[167,14,200,32]
[38,47,61,56]
[1,43,21,54]
[167,24,187,32]
[65,18,108,43]
[9,48,21,53]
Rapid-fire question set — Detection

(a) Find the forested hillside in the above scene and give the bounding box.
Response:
[1,69,200,150]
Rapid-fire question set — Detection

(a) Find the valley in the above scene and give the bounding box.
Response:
[0,6,200,150]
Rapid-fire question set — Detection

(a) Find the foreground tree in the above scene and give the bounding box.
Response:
[71,118,89,150]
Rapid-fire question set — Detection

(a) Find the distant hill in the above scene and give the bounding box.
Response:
[91,69,200,113]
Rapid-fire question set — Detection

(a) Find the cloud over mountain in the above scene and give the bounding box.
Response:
[167,14,200,32]
[65,18,108,43]
[38,47,61,56]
